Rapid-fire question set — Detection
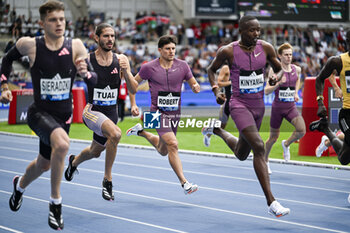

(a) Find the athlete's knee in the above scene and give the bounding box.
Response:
[51,133,70,155]
[40,163,50,172]
[267,135,278,144]
[53,140,70,154]
[36,157,50,172]
[158,149,168,156]
[166,140,178,151]
[89,146,103,158]
[297,130,306,139]
[338,153,350,165]
[235,153,249,161]
[109,129,121,145]
[252,140,265,156]
[299,127,306,137]
[338,157,349,165]
[92,152,102,158]
[157,145,168,156]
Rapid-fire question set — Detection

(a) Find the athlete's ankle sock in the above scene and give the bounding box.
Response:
[16,176,25,193]
[137,129,144,136]
[50,196,62,205]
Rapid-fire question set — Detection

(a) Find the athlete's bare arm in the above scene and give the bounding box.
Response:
[262,41,283,84]
[263,41,282,73]
[328,72,342,99]
[129,93,139,116]
[294,65,302,102]
[217,65,230,88]
[0,37,35,103]
[117,54,135,94]
[187,77,200,93]
[207,44,232,104]
[15,37,36,66]
[72,38,88,77]
[125,73,142,95]
[316,56,342,118]
[264,68,286,95]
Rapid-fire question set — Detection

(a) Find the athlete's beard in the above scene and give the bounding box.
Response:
[99,41,113,52]
[101,46,112,52]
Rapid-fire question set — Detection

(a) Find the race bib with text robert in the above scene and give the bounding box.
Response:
[157,91,180,111]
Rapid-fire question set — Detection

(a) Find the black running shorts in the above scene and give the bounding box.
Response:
[338,108,350,146]
[27,103,71,160]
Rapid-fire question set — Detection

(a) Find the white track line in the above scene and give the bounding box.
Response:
[0,154,349,194]
[0,225,23,233]
[0,167,349,212]
[1,132,350,171]
[1,141,350,183]
[0,190,187,233]
[0,185,347,233]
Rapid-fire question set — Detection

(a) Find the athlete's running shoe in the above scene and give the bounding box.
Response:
[182,181,198,195]
[281,140,290,161]
[102,178,114,201]
[201,126,214,136]
[315,135,329,157]
[203,134,211,147]
[266,162,272,175]
[48,203,64,230]
[64,155,78,181]
[202,125,214,147]
[9,175,23,212]
[126,123,143,136]
[309,118,328,132]
[268,200,290,217]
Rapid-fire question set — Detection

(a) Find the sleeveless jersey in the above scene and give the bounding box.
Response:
[340,52,350,109]
[273,65,298,103]
[87,52,121,114]
[230,40,266,99]
[31,36,76,114]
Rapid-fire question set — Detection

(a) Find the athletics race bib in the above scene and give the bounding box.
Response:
[278,86,295,102]
[93,86,118,106]
[345,71,350,93]
[239,69,264,94]
[40,74,71,101]
[157,91,180,111]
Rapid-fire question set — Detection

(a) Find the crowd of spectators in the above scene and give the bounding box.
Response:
[73,13,349,93]
[0,4,349,94]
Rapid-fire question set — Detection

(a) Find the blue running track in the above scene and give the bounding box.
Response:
[0,132,349,233]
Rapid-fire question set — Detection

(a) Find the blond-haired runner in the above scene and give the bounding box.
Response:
[264,43,305,173]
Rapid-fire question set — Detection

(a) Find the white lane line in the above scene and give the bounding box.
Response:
[0,225,23,233]
[0,168,349,212]
[1,131,350,172]
[0,155,349,195]
[77,167,350,211]
[0,184,347,233]
[0,191,187,233]
[1,143,350,183]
